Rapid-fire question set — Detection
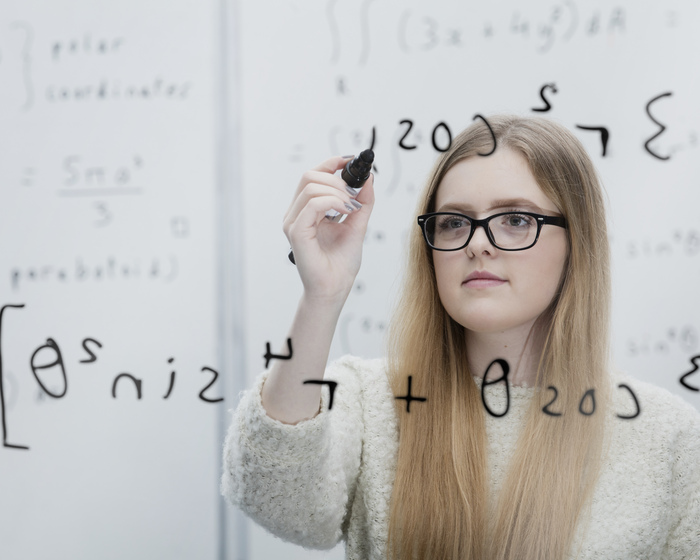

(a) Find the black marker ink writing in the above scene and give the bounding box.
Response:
[578,389,596,416]
[575,125,609,157]
[481,358,510,417]
[398,119,417,150]
[395,375,427,412]
[531,83,557,112]
[644,91,673,161]
[112,373,142,399]
[199,367,224,403]
[30,338,67,398]
[79,337,102,363]
[431,122,452,152]
[616,383,641,419]
[679,354,700,392]
[303,379,338,410]
[483,358,640,418]
[163,357,176,399]
[473,114,496,156]
[542,386,563,416]
[263,338,293,369]
[0,304,29,450]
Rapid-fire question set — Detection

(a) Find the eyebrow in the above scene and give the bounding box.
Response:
[436,198,548,214]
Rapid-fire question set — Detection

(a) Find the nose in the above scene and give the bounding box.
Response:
[465,223,495,256]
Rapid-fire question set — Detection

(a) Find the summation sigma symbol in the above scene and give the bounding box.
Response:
[531,83,680,160]
[376,86,681,161]
[680,355,700,392]
[0,304,223,452]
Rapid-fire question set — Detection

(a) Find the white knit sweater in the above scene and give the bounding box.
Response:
[221,355,700,559]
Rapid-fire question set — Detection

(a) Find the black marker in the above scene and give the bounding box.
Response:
[289,149,375,264]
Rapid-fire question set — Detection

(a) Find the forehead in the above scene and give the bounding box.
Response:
[435,147,556,213]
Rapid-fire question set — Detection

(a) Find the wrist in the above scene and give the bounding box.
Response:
[301,289,349,314]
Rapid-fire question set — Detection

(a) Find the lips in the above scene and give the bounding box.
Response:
[463,270,505,283]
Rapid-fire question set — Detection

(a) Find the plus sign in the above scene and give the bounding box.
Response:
[395,375,427,413]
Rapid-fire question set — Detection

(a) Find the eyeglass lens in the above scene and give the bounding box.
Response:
[425,213,538,250]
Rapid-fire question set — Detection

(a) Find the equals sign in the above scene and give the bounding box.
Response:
[21,167,36,186]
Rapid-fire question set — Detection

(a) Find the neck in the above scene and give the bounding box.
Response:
[465,318,546,387]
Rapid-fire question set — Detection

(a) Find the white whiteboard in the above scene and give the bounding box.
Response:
[2,1,699,560]
[238,0,700,557]
[0,1,225,559]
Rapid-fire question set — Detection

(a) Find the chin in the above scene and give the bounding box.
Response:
[453,313,513,334]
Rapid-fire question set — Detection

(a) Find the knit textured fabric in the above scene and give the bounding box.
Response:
[222,355,700,559]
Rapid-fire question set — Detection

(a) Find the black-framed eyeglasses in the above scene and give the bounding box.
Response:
[417,211,567,252]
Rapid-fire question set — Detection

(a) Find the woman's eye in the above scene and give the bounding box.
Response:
[439,217,467,229]
[504,214,533,227]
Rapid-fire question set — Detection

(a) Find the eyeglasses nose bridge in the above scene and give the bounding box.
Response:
[464,216,496,250]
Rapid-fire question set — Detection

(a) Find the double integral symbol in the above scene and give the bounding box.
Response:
[263,339,700,418]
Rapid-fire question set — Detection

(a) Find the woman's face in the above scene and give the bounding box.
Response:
[432,147,569,335]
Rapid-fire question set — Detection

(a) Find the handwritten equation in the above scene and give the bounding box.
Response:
[260,338,700,418]
[623,231,700,260]
[626,325,698,357]
[0,303,223,451]
[326,1,635,64]
[9,254,179,292]
[314,85,697,202]
[398,4,627,56]
[0,22,194,111]
[11,152,195,231]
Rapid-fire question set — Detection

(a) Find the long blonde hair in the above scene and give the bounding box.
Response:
[386,115,612,559]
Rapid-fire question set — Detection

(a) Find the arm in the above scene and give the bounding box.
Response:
[221,156,375,546]
[262,155,375,425]
[222,357,364,549]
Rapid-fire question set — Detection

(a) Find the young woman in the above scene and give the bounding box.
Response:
[222,116,700,559]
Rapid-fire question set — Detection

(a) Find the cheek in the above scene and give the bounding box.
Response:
[433,252,461,297]
[520,240,568,304]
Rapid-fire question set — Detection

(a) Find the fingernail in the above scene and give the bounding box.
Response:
[342,154,355,159]
[345,185,359,197]
[344,203,355,213]
[350,199,362,210]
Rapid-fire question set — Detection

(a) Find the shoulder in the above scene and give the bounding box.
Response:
[325,354,398,431]
[325,354,391,397]
[327,354,387,376]
[610,371,700,426]
[607,370,700,458]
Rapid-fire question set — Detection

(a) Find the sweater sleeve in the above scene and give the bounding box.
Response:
[661,397,700,559]
[220,356,364,550]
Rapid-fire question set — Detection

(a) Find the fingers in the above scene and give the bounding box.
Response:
[285,156,358,223]
[283,183,358,240]
[285,181,356,223]
[298,170,354,196]
[284,156,374,242]
[289,194,354,235]
[311,155,354,174]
